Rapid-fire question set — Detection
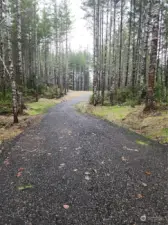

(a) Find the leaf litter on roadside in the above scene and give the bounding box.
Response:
[17,184,33,191]
[123,146,139,152]
[59,163,65,169]
[140,215,146,222]
[18,167,24,172]
[85,175,90,181]
[17,172,22,177]
[4,158,10,166]
[63,204,69,209]
[145,171,151,175]
[16,168,25,177]
[136,194,144,199]
[85,171,90,175]
[121,156,128,162]
[141,182,147,187]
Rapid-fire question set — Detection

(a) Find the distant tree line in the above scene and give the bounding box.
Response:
[69,51,91,91]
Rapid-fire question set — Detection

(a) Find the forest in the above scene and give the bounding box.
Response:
[82,0,166,110]
[0,0,90,123]
[1,0,168,223]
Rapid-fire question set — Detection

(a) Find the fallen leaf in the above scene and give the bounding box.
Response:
[59,163,65,169]
[63,204,69,209]
[17,172,22,177]
[123,146,139,152]
[85,171,90,175]
[136,194,144,199]
[141,182,147,187]
[140,215,146,222]
[18,168,24,172]
[121,156,128,162]
[93,169,97,173]
[4,158,10,166]
[85,175,90,181]
[18,184,33,191]
[145,171,151,175]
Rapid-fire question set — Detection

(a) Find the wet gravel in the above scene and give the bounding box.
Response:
[0,94,168,225]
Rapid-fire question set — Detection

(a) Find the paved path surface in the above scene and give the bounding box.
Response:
[0,93,168,225]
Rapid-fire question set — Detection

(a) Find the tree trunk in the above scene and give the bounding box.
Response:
[131,0,136,93]
[144,0,160,111]
[118,0,124,88]
[101,0,109,105]
[125,0,132,87]
[15,0,23,87]
[142,0,151,86]
[0,0,5,97]
[93,0,99,106]
[6,5,19,123]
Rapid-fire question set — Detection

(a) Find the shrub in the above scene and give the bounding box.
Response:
[116,88,133,103]
[41,86,59,99]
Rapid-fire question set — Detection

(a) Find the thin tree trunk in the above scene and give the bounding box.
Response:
[125,0,132,87]
[118,0,124,88]
[93,0,99,106]
[15,0,23,87]
[142,0,151,86]
[101,0,109,105]
[145,0,160,111]
[131,0,136,93]
[6,3,19,123]
[0,0,5,97]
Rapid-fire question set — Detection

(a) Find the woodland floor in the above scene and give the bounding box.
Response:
[0,92,168,224]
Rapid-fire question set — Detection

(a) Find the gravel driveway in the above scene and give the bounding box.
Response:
[0,93,168,225]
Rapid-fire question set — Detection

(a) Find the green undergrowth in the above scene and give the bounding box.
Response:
[26,99,59,116]
[76,102,168,144]
[0,92,12,115]
[76,102,132,122]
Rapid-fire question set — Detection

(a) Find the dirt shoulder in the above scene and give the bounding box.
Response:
[76,102,168,145]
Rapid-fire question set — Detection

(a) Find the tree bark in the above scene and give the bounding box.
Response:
[144,0,160,111]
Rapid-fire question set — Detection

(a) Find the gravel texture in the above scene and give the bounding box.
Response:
[0,94,168,225]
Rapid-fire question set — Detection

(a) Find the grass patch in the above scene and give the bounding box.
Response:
[76,103,132,124]
[162,128,168,135]
[76,102,168,144]
[26,98,59,116]
[75,102,88,113]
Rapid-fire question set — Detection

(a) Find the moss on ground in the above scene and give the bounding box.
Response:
[76,103,132,124]
[76,102,168,144]
[26,98,59,116]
